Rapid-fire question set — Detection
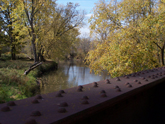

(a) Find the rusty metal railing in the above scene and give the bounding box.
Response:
[0,67,165,124]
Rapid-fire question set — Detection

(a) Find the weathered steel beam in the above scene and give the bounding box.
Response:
[0,67,165,124]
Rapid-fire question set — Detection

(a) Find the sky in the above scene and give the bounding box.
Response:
[56,0,99,36]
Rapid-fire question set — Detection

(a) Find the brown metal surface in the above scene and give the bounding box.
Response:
[0,67,165,124]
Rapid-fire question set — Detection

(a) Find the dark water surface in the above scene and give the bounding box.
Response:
[39,61,110,94]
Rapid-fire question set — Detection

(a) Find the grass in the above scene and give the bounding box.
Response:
[0,54,58,104]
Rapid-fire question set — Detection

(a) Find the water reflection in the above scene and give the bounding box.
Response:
[40,61,110,94]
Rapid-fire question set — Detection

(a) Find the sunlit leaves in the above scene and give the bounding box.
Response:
[86,0,164,78]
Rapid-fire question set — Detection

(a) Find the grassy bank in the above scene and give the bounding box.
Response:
[0,56,58,104]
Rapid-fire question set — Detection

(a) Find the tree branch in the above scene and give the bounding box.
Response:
[153,41,161,49]
[24,62,42,75]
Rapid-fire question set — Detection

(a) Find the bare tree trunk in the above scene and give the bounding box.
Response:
[10,34,16,60]
[31,32,38,62]
[161,44,165,66]
[24,0,39,63]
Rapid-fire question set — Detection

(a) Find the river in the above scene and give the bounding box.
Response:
[39,60,110,94]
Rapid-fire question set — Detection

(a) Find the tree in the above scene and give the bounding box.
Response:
[86,0,165,78]
[0,0,27,60]
[38,2,84,61]
[22,0,55,62]
[75,33,92,60]
[22,1,84,62]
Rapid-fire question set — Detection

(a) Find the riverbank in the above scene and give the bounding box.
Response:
[0,57,58,104]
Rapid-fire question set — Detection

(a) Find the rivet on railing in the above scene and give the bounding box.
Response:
[131,74,136,77]
[93,82,98,87]
[58,107,67,113]
[59,90,65,94]
[116,77,120,81]
[142,77,145,80]
[78,85,83,89]
[127,84,132,88]
[31,99,39,104]
[100,93,107,97]
[35,95,42,99]
[77,87,83,92]
[125,82,132,87]
[105,79,111,84]
[25,118,37,124]
[81,100,89,104]
[1,106,10,112]
[57,102,68,107]
[151,76,155,79]
[137,73,140,76]
[30,111,42,116]
[100,90,106,93]
[125,82,129,85]
[82,95,89,100]
[116,88,121,92]
[7,101,16,106]
[137,81,141,84]
[134,79,138,82]
[56,93,63,97]
[114,86,119,89]
[125,76,129,79]
[114,85,121,92]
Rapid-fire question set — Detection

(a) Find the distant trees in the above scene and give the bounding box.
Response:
[86,0,165,77]
[75,34,92,60]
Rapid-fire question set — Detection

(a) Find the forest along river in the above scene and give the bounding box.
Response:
[39,60,110,94]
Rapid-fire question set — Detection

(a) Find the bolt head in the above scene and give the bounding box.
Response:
[81,95,89,100]
[105,79,111,84]
[30,111,41,116]
[78,85,83,89]
[114,85,119,89]
[1,106,10,112]
[35,95,42,99]
[25,118,37,124]
[116,77,120,81]
[59,90,65,94]
[77,87,83,92]
[93,84,98,87]
[58,107,67,113]
[81,100,89,104]
[56,93,63,97]
[116,88,121,92]
[32,99,39,104]
[7,101,16,106]
[100,93,107,97]
[57,102,68,107]
[100,90,106,93]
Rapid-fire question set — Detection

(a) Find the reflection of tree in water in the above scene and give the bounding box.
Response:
[39,60,110,94]
[40,68,77,94]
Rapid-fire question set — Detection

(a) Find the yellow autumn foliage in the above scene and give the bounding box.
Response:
[86,0,165,78]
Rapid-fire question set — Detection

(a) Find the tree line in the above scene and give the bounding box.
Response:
[86,0,165,77]
[0,0,85,62]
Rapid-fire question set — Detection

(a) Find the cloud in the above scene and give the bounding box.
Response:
[85,14,93,18]
[79,27,90,36]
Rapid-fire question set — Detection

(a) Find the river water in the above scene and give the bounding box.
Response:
[39,60,110,94]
